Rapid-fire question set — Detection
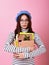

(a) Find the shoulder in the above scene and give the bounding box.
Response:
[34,32,41,40]
[8,31,15,38]
[34,32,39,36]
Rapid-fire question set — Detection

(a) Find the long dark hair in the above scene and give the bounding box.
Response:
[14,14,35,39]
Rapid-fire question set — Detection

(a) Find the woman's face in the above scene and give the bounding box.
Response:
[20,15,29,29]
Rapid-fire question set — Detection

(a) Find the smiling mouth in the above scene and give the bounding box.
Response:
[23,25,26,26]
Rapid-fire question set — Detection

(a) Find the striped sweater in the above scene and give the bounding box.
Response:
[4,30,46,65]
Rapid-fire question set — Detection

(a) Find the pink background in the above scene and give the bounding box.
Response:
[0,0,49,65]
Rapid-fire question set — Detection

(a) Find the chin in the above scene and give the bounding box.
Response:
[23,27,27,29]
[22,26,27,29]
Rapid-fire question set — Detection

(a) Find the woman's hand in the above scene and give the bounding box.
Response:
[13,53,19,58]
[29,45,36,52]
[13,53,25,59]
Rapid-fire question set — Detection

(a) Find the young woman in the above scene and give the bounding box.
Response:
[4,10,46,65]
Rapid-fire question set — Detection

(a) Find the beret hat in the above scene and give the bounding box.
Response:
[16,10,31,22]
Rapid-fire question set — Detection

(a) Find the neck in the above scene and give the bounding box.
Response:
[21,28,29,33]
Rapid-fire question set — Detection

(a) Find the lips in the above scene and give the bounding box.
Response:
[23,25,26,26]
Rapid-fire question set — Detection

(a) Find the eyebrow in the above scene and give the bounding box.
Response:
[20,19,28,20]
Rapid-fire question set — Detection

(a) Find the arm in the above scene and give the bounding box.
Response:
[23,32,46,58]
[4,32,29,53]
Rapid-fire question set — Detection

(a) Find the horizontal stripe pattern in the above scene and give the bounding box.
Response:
[4,32,46,65]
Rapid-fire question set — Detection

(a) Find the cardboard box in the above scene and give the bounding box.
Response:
[18,40,35,47]
[14,32,35,47]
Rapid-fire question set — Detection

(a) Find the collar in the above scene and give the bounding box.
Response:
[21,28,29,33]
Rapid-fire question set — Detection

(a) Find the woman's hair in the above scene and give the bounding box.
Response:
[14,14,35,39]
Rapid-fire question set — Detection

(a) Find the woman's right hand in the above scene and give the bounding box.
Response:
[13,53,25,59]
[13,53,19,58]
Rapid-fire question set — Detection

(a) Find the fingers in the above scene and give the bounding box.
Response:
[13,53,19,58]
[13,53,24,59]
[29,47,35,52]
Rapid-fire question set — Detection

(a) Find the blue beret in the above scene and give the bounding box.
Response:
[16,10,31,22]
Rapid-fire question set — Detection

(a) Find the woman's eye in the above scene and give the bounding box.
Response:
[25,19,28,21]
[20,20,23,21]
[20,19,28,22]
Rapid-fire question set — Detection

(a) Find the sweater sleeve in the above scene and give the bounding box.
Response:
[24,32,46,58]
[4,32,29,53]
